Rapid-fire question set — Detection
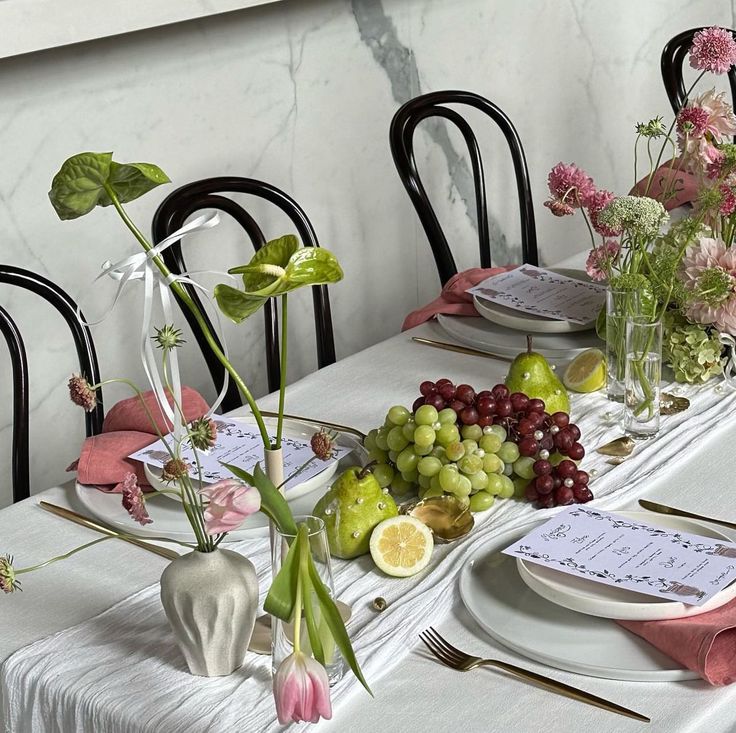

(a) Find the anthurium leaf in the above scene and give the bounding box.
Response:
[283,248,344,287]
[307,553,372,695]
[229,235,300,292]
[99,161,170,205]
[48,152,113,220]
[214,284,267,323]
[264,530,301,620]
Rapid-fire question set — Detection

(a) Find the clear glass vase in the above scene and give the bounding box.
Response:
[605,288,642,403]
[623,317,662,438]
[271,515,344,685]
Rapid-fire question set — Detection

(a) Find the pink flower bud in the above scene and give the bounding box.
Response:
[273,651,332,724]
[200,479,261,535]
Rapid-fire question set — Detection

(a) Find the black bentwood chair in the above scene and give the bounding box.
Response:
[0,266,104,503]
[661,27,736,114]
[390,90,539,286]
[152,177,336,412]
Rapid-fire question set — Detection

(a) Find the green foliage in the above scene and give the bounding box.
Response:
[663,311,724,383]
[48,152,169,220]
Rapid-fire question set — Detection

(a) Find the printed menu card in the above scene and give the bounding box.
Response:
[129,419,350,490]
[503,507,736,605]
[466,265,605,324]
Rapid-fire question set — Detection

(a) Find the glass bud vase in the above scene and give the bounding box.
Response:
[605,288,641,403]
[271,515,345,685]
[623,317,662,439]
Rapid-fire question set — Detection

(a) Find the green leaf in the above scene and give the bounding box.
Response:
[283,248,343,288]
[220,463,254,485]
[264,530,301,620]
[229,235,300,292]
[48,152,113,220]
[299,528,325,665]
[99,161,170,206]
[214,283,267,323]
[307,553,372,695]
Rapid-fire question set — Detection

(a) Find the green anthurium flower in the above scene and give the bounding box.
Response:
[216,235,343,323]
[48,152,170,220]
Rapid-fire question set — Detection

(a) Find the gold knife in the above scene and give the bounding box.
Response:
[639,499,736,532]
[39,501,180,560]
[411,336,513,363]
[260,410,366,440]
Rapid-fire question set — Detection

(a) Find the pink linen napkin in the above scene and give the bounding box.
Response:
[401,266,515,331]
[618,597,736,685]
[630,159,699,211]
[69,387,211,492]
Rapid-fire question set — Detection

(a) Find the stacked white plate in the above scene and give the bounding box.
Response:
[459,511,735,681]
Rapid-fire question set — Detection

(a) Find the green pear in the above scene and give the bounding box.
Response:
[313,465,398,559]
[505,335,570,414]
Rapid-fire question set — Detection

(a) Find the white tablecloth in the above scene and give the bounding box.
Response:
[3,319,736,733]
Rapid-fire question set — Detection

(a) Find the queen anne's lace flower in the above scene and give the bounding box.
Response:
[598,196,669,241]
[690,26,736,75]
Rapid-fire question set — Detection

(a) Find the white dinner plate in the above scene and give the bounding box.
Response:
[472,268,597,334]
[459,522,701,681]
[437,313,602,360]
[517,511,736,621]
[76,416,367,542]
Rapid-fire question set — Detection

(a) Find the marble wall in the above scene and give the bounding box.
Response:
[0,0,732,506]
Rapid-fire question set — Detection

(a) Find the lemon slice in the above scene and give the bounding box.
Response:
[369,516,433,577]
[563,348,606,393]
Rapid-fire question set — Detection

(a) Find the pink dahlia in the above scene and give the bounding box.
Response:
[585,240,620,282]
[546,162,596,209]
[690,27,736,75]
[200,479,260,535]
[680,237,736,332]
[585,189,620,236]
[678,90,736,172]
[121,473,152,526]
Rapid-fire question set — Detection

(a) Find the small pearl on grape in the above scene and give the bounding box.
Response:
[523,372,530,379]
[483,426,493,435]
[539,449,550,460]
[534,430,544,440]
[550,425,560,434]
[382,487,390,494]
[352,531,360,538]
[356,497,364,504]
[476,449,485,457]
[564,478,574,488]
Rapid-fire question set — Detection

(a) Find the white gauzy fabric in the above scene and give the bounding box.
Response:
[3,363,735,733]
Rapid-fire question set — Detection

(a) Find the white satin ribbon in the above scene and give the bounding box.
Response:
[77,211,234,442]
[719,332,736,389]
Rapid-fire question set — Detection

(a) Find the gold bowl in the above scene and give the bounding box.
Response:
[402,495,474,543]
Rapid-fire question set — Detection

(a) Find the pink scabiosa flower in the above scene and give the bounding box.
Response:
[584,189,620,236]
[161,458,190,482]
[0,554,19,594]
[310,428,337,460]
[200,479,260,535]
[689,26,736,75]
[273,651,332,725]
[680,237,736,332]
[68,374,97,412]
[543,198,575,217]
[121,473,152,526]
[545,162,596,210]
[719,183,736,215]
[188,417,217,451]
[678,90,736,171]
[585,240,620,282]
[676,106,710,138]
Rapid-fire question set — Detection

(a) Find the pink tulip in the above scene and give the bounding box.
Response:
[274,651,332,724]
[200,479,260,535]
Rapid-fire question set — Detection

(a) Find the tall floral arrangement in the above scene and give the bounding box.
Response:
[545,26,736,383]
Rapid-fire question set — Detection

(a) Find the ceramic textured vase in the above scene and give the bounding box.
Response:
[160,548,258,676]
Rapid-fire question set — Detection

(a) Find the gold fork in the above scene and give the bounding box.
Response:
[419,627,649,723]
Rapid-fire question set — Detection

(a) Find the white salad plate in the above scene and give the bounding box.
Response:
[472,268,597,334]
[437,313,602,360]
[459,521,702,681]
[517,510,736,621]
[76,416,367,542]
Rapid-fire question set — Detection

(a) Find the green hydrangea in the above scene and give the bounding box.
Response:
[598,196,669,241]
[663,311,723,383]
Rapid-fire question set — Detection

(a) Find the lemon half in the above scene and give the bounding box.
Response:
[563,348,606,393]
[369,516,434,577]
